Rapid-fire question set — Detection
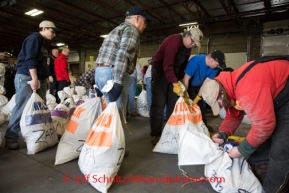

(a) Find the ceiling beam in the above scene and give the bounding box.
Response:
[193,0,211,18]
[262,0,271,19]
[90,0,124,16]
[52,0,119,26]
[159,0,186,21]
[219,0,239,28]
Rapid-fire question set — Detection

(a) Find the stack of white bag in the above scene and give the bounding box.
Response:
[51,91,71,136]
[178,121,262,193]
[78,101,125,193]
[1,94,16,119]
[153,97,209,154]
[62,87,76,116]
[46,93,57,110]
[136,90,149,117]
[20,91,58,155]
[0,85,8,124]
[73,86,89,106]
[55,96,102,165]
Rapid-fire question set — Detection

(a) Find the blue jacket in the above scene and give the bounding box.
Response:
[16,32,50,80]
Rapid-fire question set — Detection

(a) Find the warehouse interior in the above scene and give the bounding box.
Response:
[0,0,289,193]
[0,0,289,72]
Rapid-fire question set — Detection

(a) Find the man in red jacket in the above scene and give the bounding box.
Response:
[54,48,70,103]
[199,57,289,193]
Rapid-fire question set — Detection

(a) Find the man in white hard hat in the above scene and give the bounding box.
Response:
[5,20,59,150]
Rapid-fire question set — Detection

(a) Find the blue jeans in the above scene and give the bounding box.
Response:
[95,67,131,123]
[5,74,47,141]
[128,76,136,114]
[146,77,152,112]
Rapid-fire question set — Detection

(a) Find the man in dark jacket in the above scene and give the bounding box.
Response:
[5,20,58,150]
[150,28,203,145]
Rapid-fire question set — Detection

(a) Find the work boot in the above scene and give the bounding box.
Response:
[129,112,139,117]
[151,136,160,145]
[5,141,20,150]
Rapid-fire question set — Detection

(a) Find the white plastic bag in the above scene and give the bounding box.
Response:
[136,90,149,117]
[55,97,102,165]
[0,112,7,125]
[0,94,15,116]
[153,97,209,154]
[20,91,58,155]
[73,86,88,106]
[204,145,262,193]
[0,94,8,111]
[51,103,70,137]
[51,91,72,136]
[78,102,125,193]
[46,93,57,110]
[178,121,222,165]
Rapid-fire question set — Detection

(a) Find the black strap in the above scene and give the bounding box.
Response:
[236,56,289,86]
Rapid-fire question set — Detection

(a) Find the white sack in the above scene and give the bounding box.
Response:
[136,90,149,117]
[153,97,209,154]
[1,94,15,115]
[204,144,262,193]
[55,97,102,165]
[78,102,125,193]
[20,91,58,155]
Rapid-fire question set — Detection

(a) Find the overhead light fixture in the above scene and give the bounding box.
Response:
[179,22,198,27]
[25,9,43,16]
[56,43,65,46]
[100,35,108,38]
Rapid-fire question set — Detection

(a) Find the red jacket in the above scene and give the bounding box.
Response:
[54,53,70,82]
[216,59,289,157]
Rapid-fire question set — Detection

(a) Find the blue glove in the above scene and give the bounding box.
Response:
[107,83,123,102]
[95,87,103,97]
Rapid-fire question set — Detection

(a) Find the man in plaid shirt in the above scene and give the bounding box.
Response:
[95,6,151,118]
[76,68,95,89]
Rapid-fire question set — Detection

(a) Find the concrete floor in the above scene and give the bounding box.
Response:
[0,110,250,193]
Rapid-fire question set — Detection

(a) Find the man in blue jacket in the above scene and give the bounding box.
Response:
[5,20,59,150]
[183,50,226,126]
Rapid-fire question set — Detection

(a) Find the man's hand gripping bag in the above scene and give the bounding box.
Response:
[153,97,209,154]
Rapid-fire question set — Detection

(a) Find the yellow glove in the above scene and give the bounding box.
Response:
[173,83,183,96]
[193,95,202,105]
[183,92,190,106]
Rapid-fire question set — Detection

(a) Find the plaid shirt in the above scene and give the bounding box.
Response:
[76,68,95,89]
[95,21,139,84]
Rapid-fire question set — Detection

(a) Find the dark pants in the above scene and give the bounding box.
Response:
[55,80,70,103]
[187,85,207,125]
[248,79,289,193]
[150,66,178,136]
[49,81,56,95]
